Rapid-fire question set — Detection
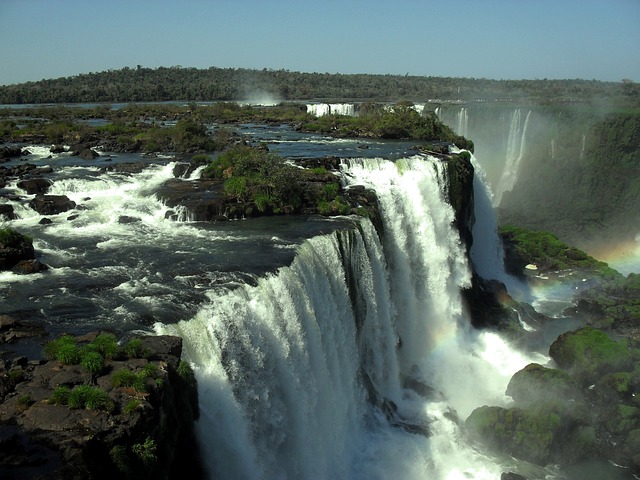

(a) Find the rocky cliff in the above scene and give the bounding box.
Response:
[0,326,203,479]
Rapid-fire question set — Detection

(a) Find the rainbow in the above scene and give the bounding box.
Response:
[590,236,640,276]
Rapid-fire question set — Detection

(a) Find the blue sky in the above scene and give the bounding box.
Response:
[1,0,639,85]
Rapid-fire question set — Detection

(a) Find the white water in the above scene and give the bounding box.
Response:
[494,109,531,206]
[306,103,356,117]
[159,154,545,479]
[457,107,468,138]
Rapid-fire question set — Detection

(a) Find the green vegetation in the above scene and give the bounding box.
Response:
[124,337,149,358]
[549,326,632,377]
[132,436,157,467]
[1,65,638,106]
[80,350,106,375]
[499,224,619,277]
[298,103,472,145]
[49,384,114,411]
[124,398,142,414]
[44,333,117,373]
[49,385,71,405]
[112,363,158,393]
[86,332,120,360]
[0,227,31,246]
[203,145,303,213]
[576,273,640,331]
[465,405,562,465]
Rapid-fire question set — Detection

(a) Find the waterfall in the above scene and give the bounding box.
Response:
[494,109,531,206]
[158,154,542,479]
[456,107,469,137]
[306,103,355,117]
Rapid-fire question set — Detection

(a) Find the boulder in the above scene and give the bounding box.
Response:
[73,147,99,160]
[0,146,24,159]
[17,178,53,194]
[549,326,632,379]
[12,259,49,275]
[0,204,16,220]
[506,363,582,409]
[0,228,34,270]
[28,194,76,215]
[465,405,563,465]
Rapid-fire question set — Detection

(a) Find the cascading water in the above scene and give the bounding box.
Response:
[306,103,356,117]
[494,109,531,206]
[158,154,545,479]
[456,107,469,138]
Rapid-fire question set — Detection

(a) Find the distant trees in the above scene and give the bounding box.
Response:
[1,66,638,106]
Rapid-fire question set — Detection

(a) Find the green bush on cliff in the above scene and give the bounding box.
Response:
[65,385,114,411]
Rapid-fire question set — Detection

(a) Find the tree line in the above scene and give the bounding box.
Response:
[0,66,638,106]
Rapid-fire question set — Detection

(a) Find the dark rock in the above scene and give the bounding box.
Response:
[17,178,53,194]
[75,148,99,160]
[0,146,23,159]
[501,473,528,480]
[101,162,149,174]
[50,145,66,154]
[156,178,227,221]
[0,229,34,270]
[118,215,141,224]
[66,214,79,221]
[38,218,53,225]
[28,194,76,215]
[0,204,16,220]
[12,259,49,275]
[140,335,183,359]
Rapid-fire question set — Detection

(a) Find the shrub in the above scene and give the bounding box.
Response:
[124,338,148,358]
[110,445,131,474]
[112,365,156,393]
[17,394,32,408]
[80,350,105,375]
[124,398,142,414]
[43,334,76,360]
[49,386,71,405]
[67,385,113,411]
[56,342,82,365]
[132,436,157,466]
[88,332,120,360]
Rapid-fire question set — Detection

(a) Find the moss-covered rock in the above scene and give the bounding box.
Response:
[465,405,563,465]
[499,224,619,277]
[506,363,582,409]
[0,227,35,270]
[549,326,632,379]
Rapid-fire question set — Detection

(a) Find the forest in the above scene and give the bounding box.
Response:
[0,65,638,106]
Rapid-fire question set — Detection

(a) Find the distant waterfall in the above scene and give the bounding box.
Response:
[158,154,540,479]
[457,107,469,137]
[306,103,355,117]
[494,109,531,206]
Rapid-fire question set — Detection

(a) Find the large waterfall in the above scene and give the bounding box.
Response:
[157,154,542,479]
